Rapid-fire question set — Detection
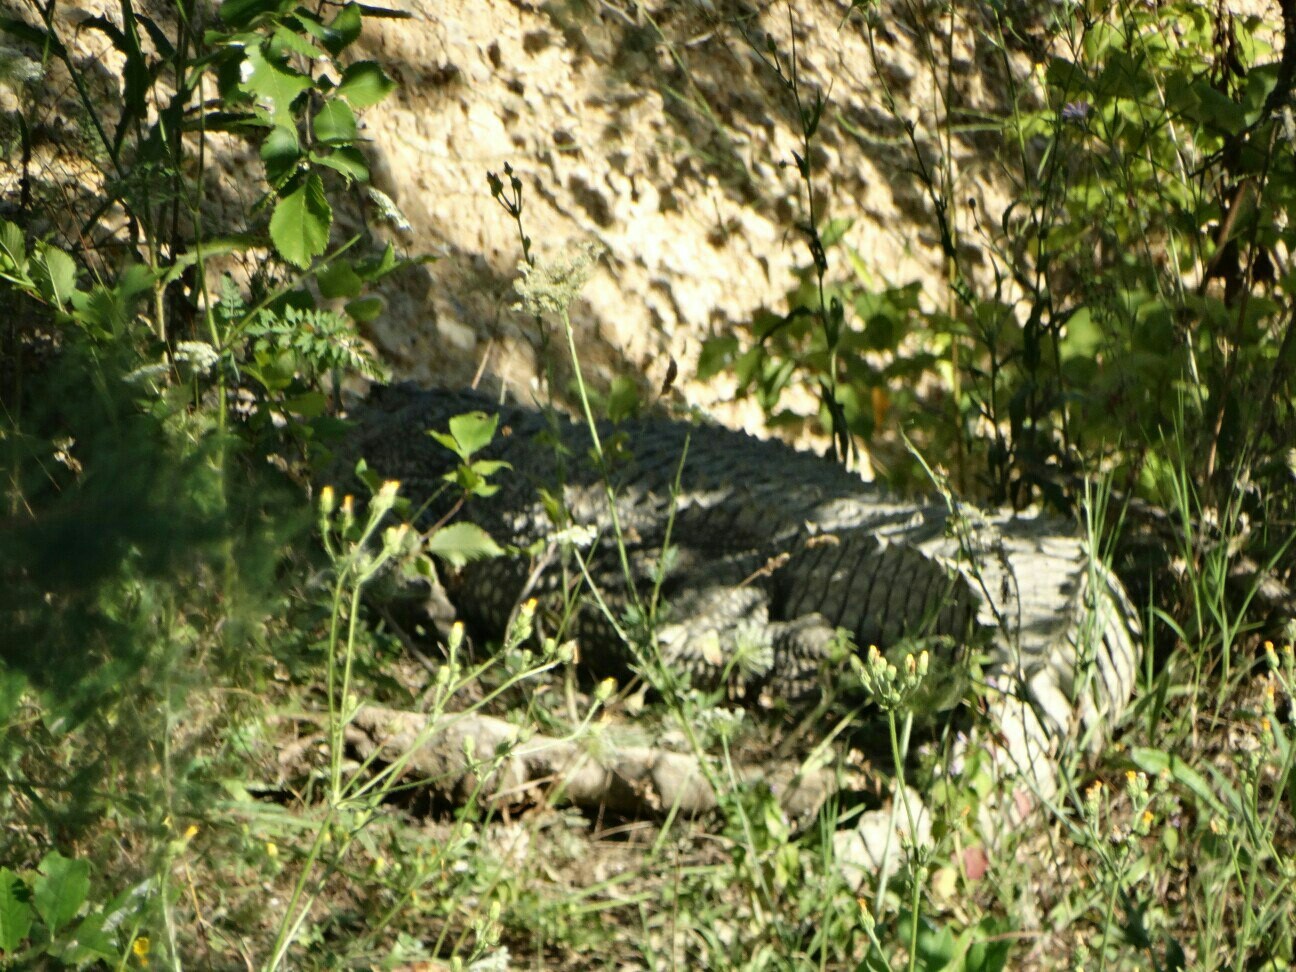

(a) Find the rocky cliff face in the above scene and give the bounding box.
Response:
[349,0,1023,415]
[3,0,1276,428]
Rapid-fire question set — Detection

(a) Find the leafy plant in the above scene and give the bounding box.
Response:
[0,851,148,968]
[0,0,412,964]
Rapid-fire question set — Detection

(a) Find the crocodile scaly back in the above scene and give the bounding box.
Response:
[331,384,1141,763]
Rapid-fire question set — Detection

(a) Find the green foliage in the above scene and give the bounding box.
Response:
[430,411,513,499]
[687,2,1296,968]
[268,172,333,268]
[710,1,1296,525]
[701,225,934,479]
[992,3,1288,493]
[0,0,411,964]
[0,851,142,967]
[202,0,399,267]
[425,521,506,567]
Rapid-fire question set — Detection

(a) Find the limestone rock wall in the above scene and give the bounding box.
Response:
[3,0,1278,429]
[350,0,1026,418]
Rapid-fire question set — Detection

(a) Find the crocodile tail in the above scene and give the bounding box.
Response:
[1027,556,1142,754]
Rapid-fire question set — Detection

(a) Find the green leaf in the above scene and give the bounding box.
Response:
[261,123,300,185]
[344,295,383,321]
[322,3,362,55]
[269,173,332,268]
[448,411,500,457]
[194,106,265,134]
[52,912,117,966]
[1163,935,1188,972]
[964,917,1014,972]
[92,0,149,158]
[117,262,158,301]
[219,0,294,29]
[442,457,511,499]
[31,243,78,309]
[820,216,854,247]
[449,458,511,499]
[79,15,127,51]
[317,260,363,298]
[0,868,33,953]
[355,242,401,281]
[284,391,327,418]
[905,910,957,969]
[1182,78,1245,135]
[336,60,395,109]
[270,23,323,59]
[33,852,89,935]
[69,276,148,337]
[313,145,369,182]
[0,219,27,274]
[862,310,897,351]
[607,375,640,422]
[290,10,332,45]
[1061,306,1101,359]
[467,459,509,479]
[313,98,357,144]
[428,432,461,456]
[1044,56,1088,95]
[697,336,738,381]
[426,522,504,568]
[242,43,312,124]
[134,13,175,60]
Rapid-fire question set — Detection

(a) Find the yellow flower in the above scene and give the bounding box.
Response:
[132,937,150,965]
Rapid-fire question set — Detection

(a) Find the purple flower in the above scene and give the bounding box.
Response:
[1062,100,1092,123]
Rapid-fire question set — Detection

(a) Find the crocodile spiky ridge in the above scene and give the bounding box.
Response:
[335,384,1140,760]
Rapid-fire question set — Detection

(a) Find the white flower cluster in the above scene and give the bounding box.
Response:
[513,242,605,317]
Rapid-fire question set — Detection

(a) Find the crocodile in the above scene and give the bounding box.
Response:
[333,383,1142,777]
